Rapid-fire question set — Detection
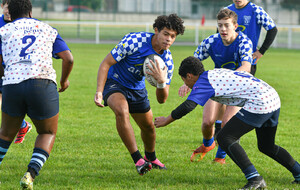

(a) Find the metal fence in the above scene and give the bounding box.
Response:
[46,21,300,49]
[32,0,300,25]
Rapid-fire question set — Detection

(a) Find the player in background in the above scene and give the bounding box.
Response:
[0,0,32,144]
[155,56,300,189]
[226,0,278,75]
[179,9,253,164]
[0,0,74,189]
[94,14,185,175]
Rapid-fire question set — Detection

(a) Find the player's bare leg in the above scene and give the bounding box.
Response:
[131,110,166,169]
[107,93,138,154]
[191,99,223,161]
[0,112,24,141]
[107,93,152,174]
[19,113,59,189]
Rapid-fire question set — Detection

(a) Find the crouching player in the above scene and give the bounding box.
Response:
[154,56,300,189]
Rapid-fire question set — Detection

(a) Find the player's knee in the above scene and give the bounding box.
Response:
[202,119,215,129]
[257,143,276,156]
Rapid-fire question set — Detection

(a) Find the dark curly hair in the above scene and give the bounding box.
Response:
[8,0,32,21]
[179,56,205,78]
[153,13,185,35]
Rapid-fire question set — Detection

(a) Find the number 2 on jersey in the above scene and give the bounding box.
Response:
[19,35,36,58]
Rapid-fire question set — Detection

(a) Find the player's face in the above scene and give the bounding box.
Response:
[217,18,238,45]
[1,3,11,22]
[155,27,177,51]
[233,0,249,9]
[181,74,195,89]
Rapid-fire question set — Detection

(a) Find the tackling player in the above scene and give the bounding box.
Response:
[0,0,32,144]
[94,14,185,175]
[0,0,74,189]
[179,9,253,164]
[155,56,300,189]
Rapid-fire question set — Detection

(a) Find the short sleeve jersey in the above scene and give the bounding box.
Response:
[0,18,70,85]
[109,32,174,90]
[227,2,276,51]
[187,69,280,114]
[194,31,253,70]
[0,15,7,27]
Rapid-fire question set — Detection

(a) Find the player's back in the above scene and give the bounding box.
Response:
[0,18,58,85]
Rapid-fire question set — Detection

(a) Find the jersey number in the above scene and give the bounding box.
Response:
[19,35,36,58]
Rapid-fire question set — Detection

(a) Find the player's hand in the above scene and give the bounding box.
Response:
[94,91,104,107]
[178,84,190,97]
[146,59,167,84]
[252,50,263,64]
[59,79,70,92]
[154,117,168,128]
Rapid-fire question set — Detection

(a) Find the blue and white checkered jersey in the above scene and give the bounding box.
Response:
[187,69,280,114]
[0,18,70,85]
[226,2,276,52]
[109,32,174,90]
[194,31,253,70]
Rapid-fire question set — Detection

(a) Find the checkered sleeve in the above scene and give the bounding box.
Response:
[194,34,217,61]
[239,34,253,63]
[111,32,149,62]
[164,50,174,85]
[252,3,276,31]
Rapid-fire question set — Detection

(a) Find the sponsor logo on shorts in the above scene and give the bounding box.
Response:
[238,111,244,117]
[109,84,117,89]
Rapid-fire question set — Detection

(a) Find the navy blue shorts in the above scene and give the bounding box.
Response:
[103,79,150,113]
[2,79,59,120]
[235,108,280,128]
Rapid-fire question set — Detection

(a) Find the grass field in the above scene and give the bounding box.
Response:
[0,44,299,190]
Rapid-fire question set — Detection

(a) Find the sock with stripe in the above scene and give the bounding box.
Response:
[0,138,11,165]
[291,161,300,181]
[242,165,260,180]
[27,148,49,178]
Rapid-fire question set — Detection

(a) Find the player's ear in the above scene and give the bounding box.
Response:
[29,11,32,18]
[234,22,238,30]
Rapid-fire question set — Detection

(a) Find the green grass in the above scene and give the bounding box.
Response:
[0,45,299,189]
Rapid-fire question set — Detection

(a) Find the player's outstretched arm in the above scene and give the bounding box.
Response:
[178,84,190,97]
[154,115,175,128]
[56,50,73,92]
[236,61,251,73]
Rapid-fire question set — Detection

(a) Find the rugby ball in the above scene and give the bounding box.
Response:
[143,54,166,87]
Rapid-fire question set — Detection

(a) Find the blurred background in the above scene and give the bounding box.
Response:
[2,0,300,48]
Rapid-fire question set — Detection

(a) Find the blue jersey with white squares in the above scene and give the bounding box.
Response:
[194,31,253,69]
[187,69,280,114]
[227,2,276,51]
[109,32,174,90]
